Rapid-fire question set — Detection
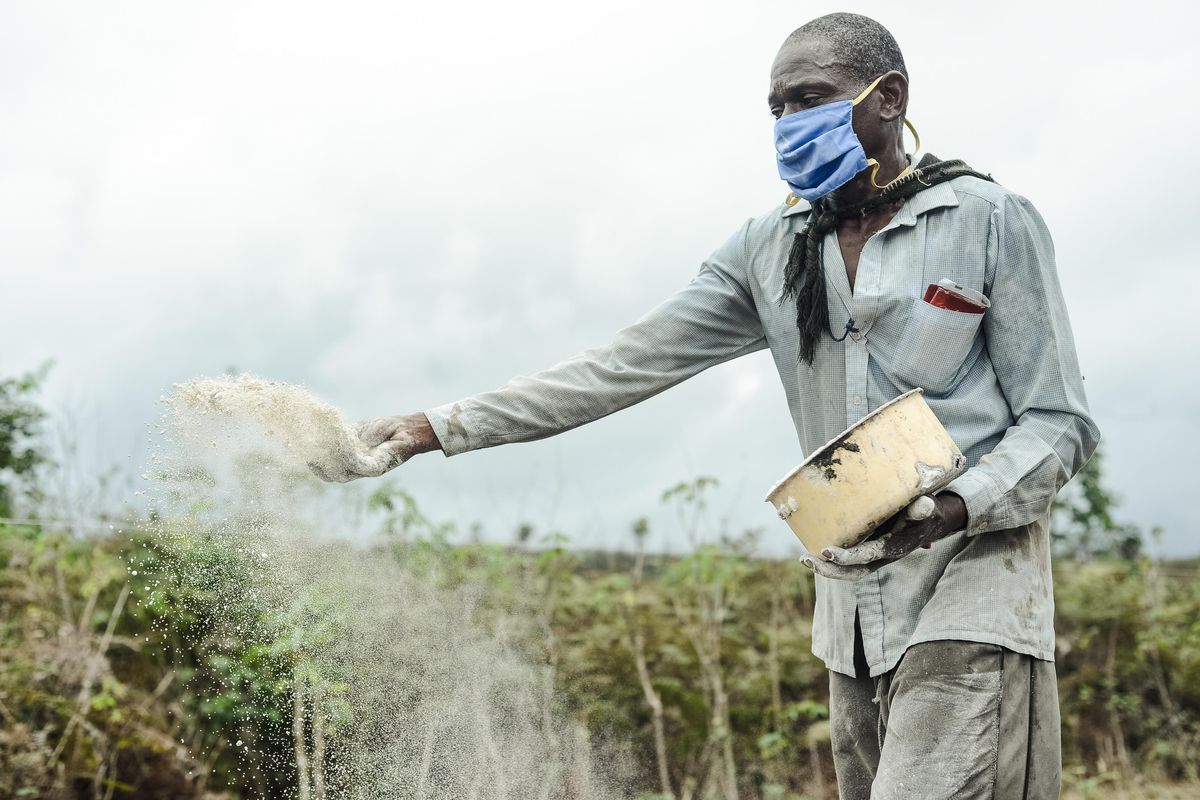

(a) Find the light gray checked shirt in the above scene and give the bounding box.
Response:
[424,175,1100,678]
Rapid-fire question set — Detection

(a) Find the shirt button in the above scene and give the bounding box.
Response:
[852,395,863,407]
[850,330,865,342]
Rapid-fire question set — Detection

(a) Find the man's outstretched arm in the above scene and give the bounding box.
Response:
[325,219,767,481]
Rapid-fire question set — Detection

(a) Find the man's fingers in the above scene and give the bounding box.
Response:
[309,462,357,484]
[822,537,891,566]
[346,441,410,479]
[379,440,411,469]
[872,495,936,538]
[905,495,937,522]
[307,461,335,483]
[800,556,872,582]
[347,449,390,478]
[800,497,939,576]
[354,419,394,448]
[311,439,410,484]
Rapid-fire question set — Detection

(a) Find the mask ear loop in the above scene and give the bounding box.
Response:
[866,117,922,190]
[852,73,921,192]
[851,75,886,106]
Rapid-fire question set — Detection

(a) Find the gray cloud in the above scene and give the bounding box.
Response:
[3,0,1197,554]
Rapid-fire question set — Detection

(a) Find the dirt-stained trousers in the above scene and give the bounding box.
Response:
[828,637,1061,799]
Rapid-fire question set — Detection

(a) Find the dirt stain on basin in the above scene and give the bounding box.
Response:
[810,436,861,482]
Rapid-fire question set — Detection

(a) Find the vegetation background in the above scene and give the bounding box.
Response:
[1,367,1197,800]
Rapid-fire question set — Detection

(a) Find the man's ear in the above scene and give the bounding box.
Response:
[877,71,908,122]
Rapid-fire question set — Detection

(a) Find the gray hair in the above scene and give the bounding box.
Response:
[787,13,908,84]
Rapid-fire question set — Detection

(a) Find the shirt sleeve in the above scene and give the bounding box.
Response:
[944,193,1101,534]
[423,220,767,456]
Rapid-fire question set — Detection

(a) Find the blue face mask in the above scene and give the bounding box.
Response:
[774,75,919,202]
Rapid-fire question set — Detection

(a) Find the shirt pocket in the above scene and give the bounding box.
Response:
[889,297,985,395]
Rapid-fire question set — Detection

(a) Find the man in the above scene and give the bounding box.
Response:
[316,12,1099,800]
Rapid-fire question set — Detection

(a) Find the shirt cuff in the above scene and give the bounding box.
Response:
[943,468,1002,536]
[422,400,487,457]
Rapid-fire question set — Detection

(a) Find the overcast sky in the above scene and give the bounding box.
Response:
[4,0,1198,555]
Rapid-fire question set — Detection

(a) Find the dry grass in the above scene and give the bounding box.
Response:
[1063,779,1200,800]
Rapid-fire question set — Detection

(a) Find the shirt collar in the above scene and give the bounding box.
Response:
[781,195,812,218]
[890,180,960,227]
[779,180,960,222]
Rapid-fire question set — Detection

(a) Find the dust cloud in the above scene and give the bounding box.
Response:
[139,374,626,799]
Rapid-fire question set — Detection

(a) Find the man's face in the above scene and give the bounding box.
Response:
[767,36,862,121]
[768,35,897,164]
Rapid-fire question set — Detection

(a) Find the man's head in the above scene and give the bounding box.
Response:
[769,14,910,175]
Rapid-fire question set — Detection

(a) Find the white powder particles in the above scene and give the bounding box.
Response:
[170,374,395,482]
[136,374,627,799]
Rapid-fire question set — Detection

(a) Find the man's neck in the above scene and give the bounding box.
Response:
[829,145,910,209]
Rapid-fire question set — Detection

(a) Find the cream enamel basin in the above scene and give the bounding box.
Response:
[765,388,966,558]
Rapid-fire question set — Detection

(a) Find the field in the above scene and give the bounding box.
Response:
[1,369,1197,799]
[1,500,1197,799]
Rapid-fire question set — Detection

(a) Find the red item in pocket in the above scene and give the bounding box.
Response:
[923,279,990,314]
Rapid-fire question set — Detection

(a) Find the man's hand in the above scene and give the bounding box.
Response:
[309,413,443,483]
[800,492,968,581]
